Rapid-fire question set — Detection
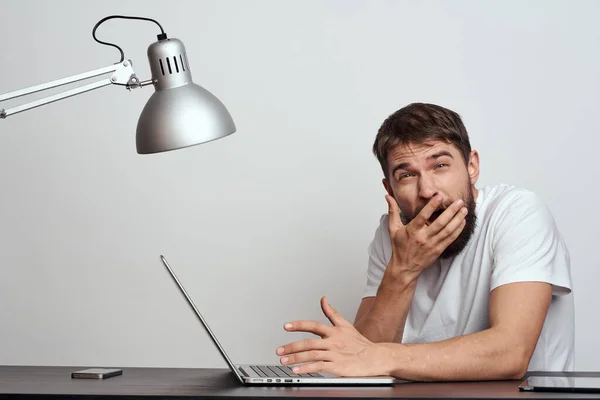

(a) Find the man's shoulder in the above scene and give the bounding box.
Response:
[480,183,538,202]
[479,183,548,217]
[478,184,560,245]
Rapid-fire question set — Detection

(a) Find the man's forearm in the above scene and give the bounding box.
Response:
[355,264,418,343]
[380,327,530,381]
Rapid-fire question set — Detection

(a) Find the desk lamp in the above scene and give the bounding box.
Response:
[0,15,236,154]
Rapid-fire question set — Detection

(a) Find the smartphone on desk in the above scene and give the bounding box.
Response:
[71,368,123,379]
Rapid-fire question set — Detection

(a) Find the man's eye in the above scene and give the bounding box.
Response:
[399,173,413,180]
[436,163,448,169]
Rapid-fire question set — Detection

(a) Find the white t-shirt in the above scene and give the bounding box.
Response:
[363,184,574,371]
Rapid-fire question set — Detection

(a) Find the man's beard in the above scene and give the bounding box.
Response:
[400,184,477,259]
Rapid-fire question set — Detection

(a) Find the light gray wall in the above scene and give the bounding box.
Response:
[1,0,598,370]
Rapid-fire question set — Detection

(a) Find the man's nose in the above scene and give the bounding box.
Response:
[418,174,439,200]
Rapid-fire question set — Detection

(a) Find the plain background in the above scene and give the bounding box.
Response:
[0,0,598,371]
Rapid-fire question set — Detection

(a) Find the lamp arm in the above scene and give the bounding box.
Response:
[0,60,151,119]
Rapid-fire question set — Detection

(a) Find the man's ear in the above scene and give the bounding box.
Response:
[468,150,480,185]
[382,178,394,197]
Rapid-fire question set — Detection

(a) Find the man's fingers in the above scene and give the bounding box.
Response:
[283,320,334,337]
[280,349,331,366]
[385,195,403,231]
[276,338,329,356]
[430,199,467,237]
[412,194,444,228]
[289,361,334,376]
[439,218,466,250]
[320,296,350,327]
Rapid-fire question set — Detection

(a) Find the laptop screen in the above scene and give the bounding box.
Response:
[160,255,244,384]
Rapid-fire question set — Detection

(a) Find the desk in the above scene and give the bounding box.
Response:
[1,366,599,399]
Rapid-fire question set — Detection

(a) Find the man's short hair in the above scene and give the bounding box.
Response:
[373,103,472,179]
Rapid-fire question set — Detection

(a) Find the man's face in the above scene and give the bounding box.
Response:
[383,140,479,259]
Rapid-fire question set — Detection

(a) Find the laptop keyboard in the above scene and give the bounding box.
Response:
[250,365,324,378]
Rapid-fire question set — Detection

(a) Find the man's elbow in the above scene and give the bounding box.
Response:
[503,362,528,380]
[502,347,532,380]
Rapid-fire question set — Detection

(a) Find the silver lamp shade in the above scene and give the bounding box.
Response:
[136,38,235,154]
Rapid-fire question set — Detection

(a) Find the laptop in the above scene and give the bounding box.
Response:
[159,255,396,386]
[519,375,600,393]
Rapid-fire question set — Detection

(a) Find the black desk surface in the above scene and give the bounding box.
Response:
[1,366,599,399]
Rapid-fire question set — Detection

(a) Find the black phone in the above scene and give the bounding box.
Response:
[71,368,123,379]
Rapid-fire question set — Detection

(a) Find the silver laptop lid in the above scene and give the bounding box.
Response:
[160,255,244,384]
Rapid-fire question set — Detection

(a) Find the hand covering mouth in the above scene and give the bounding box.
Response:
[428,208,445,224]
